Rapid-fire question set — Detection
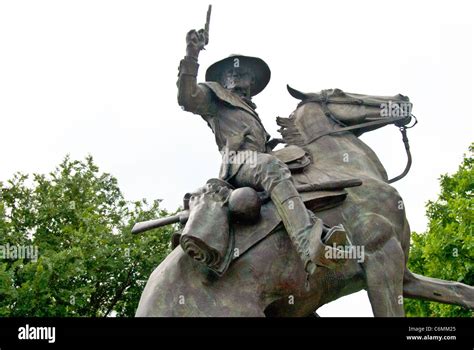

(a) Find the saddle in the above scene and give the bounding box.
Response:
[271,144,311,172]
[175,146,362,278]
[272,144,357,212]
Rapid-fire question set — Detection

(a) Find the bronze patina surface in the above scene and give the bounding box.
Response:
[134,6,474,317]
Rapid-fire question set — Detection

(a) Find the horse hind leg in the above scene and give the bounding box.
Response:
[359,214,406,317]
[403,269,474,310]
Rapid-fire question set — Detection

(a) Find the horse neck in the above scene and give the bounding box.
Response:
[295,103,388,181]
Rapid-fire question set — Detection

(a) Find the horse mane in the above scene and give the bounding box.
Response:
[276,114,306,146]
[277,85,345,146]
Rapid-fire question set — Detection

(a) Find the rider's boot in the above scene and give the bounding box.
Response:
[271,179,350,274]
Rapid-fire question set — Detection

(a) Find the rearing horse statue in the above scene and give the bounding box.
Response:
[134,86,474,317]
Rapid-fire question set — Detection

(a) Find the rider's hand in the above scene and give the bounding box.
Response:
[186,29,208,59]
[225,126,252,151]
[395,115,412,127]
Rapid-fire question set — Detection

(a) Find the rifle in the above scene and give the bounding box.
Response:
[132,210,189,234]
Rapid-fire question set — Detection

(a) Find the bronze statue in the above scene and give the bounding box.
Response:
[134,6,474,316]
[175,7,351,276]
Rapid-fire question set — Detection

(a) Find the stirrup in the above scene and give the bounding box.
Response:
[323,224,352,247]
[308,222,350,270]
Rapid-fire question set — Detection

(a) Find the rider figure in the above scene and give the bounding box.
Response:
[177,28,346,275]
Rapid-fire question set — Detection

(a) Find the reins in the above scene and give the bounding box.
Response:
[297,96,418,183]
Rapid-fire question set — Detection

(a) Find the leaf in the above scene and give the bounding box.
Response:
[405,143,473,317]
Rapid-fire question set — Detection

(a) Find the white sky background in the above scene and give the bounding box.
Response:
[0,0,472,317]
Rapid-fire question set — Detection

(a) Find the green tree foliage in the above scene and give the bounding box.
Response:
[405,143,473,317]
[0,156,174,316]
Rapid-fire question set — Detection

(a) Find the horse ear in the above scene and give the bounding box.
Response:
[287,85,308,100]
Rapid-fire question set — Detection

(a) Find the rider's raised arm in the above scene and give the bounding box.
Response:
[177,29,214,116]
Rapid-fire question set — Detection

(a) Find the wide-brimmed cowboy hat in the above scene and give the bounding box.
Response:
[205,54,271,96]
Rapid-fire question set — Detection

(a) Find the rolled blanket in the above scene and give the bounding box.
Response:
[180,232,226,269]
[180,185,231,270]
